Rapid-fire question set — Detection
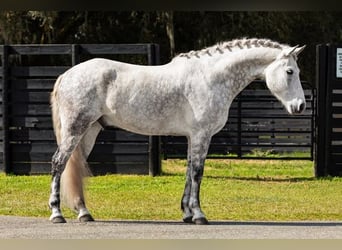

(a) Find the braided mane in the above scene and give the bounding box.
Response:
[175,38,289,59]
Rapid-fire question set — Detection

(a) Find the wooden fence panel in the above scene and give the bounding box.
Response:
[0,44,316,175]
[0,44,160,175]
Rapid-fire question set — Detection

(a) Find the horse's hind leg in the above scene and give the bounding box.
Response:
[49,121,102,223]
[49,112,101,223]
[49,134,84,223]
[66,122,102,222]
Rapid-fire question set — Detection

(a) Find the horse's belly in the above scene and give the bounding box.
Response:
[103,108,189,136]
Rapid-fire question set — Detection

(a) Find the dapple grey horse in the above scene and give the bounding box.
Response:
[49,38,306,225]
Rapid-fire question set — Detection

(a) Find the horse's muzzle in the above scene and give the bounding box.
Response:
[289,99,306,114]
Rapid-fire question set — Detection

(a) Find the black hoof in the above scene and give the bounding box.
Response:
[183,216,193,224]
[193,217,209,225]
[79,214,95,222]
[51,216,67,224]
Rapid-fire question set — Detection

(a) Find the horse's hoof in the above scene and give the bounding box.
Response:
[193,217,209,225]
[79,214,95,222]
[183,216,193,224]
[51,216,67,224]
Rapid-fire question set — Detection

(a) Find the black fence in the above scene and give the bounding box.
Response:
[0,44,161,176]
[163,81,315,160]
[0,44,316,176]
[316,44,342,176]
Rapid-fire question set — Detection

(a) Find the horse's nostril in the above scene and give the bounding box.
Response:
[299,102,305,113]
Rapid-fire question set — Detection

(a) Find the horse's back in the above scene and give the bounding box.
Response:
[102,61,192,135]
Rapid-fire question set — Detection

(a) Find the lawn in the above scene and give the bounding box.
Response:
[0,159,342,222]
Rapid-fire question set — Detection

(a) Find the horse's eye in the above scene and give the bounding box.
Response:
[286,69,293,75]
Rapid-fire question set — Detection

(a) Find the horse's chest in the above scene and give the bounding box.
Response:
[206,101,230,131]
[191,87,230,123]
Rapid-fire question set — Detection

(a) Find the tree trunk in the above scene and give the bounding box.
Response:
[164,11,175,58]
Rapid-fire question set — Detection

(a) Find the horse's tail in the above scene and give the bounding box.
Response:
[50,74,63,145]
[51,74,91,210]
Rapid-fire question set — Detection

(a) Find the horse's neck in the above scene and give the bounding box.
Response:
[210,47,280,97]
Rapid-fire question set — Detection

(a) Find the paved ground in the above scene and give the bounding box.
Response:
[1,215,342,239]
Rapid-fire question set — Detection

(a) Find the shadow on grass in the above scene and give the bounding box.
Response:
[161,171,317,182]
[93,219,342,227]
[205,175,317,182]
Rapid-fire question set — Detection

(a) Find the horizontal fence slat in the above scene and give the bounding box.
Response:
[332,119,342,127]
[10,129,55,141]
[10,143,56,153]
[331,132,342,140]
[10,162,149,175]
[10,66,68,77]
[3,44,153,56]
[88,153,148,162]
[10,142,148,157]
[11,104,51,116]
[11,91,50,103]
[12,79,56,90]
[11,163,52,175]
[87,154,148,163]
[332,83,342,90]
[97,130,149,142]
[11,151,149,163]
[91,143,149,155]
[11,117,52,128]
[80,44,149,55]
[10,128,149,143]
[89,163,149,176]
[8,45,72,55]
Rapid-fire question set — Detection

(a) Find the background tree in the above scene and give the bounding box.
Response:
[1,11,342,83]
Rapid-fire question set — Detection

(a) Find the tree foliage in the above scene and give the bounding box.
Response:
[1,11,342,83]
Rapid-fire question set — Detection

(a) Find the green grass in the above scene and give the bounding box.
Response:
[1,159,342,221]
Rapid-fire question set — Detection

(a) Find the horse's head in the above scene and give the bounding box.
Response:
[264,45,306,115]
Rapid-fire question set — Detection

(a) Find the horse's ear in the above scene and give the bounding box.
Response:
[280,45,306,59]
[293,45,306,56]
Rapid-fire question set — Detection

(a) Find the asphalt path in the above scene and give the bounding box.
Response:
[1,215,342,239]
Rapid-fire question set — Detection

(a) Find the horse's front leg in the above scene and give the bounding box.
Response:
[181,134,211,225]
[181,139,193,223]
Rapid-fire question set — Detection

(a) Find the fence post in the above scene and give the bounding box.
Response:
[314,44,342,176]
[147,44,161,176]
[72,44,80,66]
[311,87,317,162]
[237,94,242,158]
[1,45,10,173]
[314,44,328,176]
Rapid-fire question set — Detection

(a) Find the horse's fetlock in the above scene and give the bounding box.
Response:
[73,197,86,210]
[49,199,60,208]
[189,200,199,210]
